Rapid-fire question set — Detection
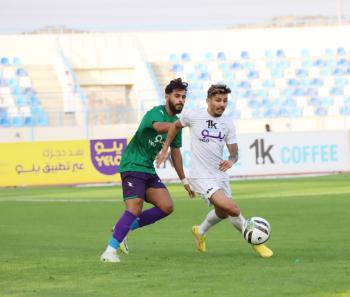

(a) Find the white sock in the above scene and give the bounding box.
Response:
[199,209,223,235]
[229,213,246,232]
[106,245,117,254]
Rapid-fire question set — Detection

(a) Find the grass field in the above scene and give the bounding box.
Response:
[1,174,350,297]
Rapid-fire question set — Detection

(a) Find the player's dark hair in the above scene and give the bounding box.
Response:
[207,84,231,97]
[165,78,188,94]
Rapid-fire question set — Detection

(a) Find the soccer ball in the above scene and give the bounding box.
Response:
[242,217,271,245]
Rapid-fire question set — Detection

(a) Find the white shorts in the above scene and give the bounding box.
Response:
[189,178,232,206]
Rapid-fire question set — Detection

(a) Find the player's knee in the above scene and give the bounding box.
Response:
[161,203,174,215]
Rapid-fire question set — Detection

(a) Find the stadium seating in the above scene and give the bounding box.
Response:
[0,57,48,127]
[167,47,350,119]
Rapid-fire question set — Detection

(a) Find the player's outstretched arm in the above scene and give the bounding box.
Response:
[152,122,173,134]
[219,143,238,172]
[171,148,195,198]
[156,120,183,168]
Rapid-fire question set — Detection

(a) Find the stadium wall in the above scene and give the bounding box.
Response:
[1,130,349,187]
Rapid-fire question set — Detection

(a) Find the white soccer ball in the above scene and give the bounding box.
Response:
[242,217,271,245]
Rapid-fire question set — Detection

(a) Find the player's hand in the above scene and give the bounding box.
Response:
[156,148,168,168]
[184,184,196,198]
[218,159,234,172]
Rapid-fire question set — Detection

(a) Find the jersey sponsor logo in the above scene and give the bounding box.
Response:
[206,120,217,129]
[200,129,225,142]
[148,134,164,147]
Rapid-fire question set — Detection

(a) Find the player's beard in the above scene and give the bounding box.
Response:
[169,101,184,114]
[213,108,225,117]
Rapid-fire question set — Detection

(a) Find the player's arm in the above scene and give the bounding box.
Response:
[171,147,195,198]
[156,119,183,168]
[219,143,238,172]
[152,122,173,134]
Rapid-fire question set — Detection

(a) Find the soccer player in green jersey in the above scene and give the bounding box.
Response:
[101,78,195,263]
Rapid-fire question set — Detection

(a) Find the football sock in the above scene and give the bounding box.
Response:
[199,209,223,235]
[111,210,137,247]
[130,218,140,231]
[137,207,168,228]
[229,213,246,232]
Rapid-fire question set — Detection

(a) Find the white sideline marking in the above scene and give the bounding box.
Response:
[0,190,349,202]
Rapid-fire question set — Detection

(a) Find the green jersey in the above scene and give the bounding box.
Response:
[119,105,182,174]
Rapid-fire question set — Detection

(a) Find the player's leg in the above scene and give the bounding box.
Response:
[189,180,224,252]
[192,206,226,252]
[101,172,146,262]
[210,187,273,258]
[128,175,172,231]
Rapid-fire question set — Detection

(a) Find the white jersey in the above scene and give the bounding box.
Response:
[180,108,237,180]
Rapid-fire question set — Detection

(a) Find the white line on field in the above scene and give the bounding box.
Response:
[0,190,349,202]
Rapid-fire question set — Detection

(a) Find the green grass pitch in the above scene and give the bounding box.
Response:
[0,174,350,297]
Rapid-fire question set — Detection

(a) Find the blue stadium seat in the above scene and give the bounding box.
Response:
[305,88,318,97]
[169,53,178,62]
[239,81,250,89]
[296,69,308,78]
[241,51,249,59]
[171,64,183,72]
[337,47,346,56]
[10,117,24,127]
[271,69,283,78]
[309,97,321,107]
[325,48,334,57]
[263,80,274,88]
[248,70,259,79]
[314,59,327,67]
[276,49,285,58]
[337,58,349,67]
[330,87,343,96]
[344,97,350,106]
[13,57,22,65]
[335,77,348,87]
[230,62,241,70]
[321,97,333,107]
[37,116,49,126]
[301,49,310,57]
[287,79,298,87]
[0,117,10,127]
[217,52,226,60]
[302,59,313,68]
[310,78,323,86]
[24,116,34,126]
[0,57,10,65]
[315,107,327,116]
[198,71,210,80]
[181,53,190,61]
[205,52,214,60]
[265,50,273,59]
[340,106,350,115]
[333,68,345,76]
[15,68,27,77]
[293,88,304,97]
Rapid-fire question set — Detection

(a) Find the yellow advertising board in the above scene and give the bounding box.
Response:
[0,139,127,187]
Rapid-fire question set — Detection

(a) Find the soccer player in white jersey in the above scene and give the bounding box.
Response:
[156,84,273,258]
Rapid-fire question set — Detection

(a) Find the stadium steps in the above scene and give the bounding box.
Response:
[26,65,77,126]
[151,62,173,90]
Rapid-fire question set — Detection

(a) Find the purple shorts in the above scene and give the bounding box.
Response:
[120,171,166,200]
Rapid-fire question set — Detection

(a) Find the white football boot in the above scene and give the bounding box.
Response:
[100,248,120,263]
